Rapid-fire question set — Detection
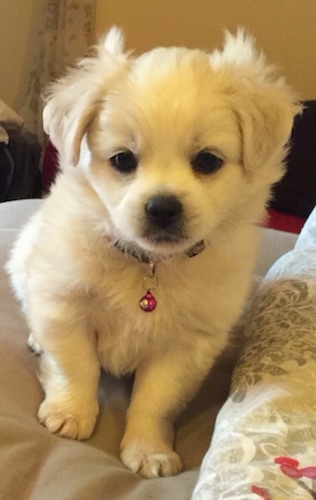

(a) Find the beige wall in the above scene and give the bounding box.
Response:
[0,0,314,111]
[0,0,43,109]
[95,0,316,100]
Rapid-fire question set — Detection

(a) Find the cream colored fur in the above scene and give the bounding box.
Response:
[7,28,300,478]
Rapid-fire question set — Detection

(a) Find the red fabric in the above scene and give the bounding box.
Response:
[265,208,306,234]
[42,141,59,194]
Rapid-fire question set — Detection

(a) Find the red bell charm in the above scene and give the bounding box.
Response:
[139,290,157,312]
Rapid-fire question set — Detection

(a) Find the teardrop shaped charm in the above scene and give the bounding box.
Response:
[139,290,157,312]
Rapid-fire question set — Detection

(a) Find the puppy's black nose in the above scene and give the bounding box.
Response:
[146,195,183,228]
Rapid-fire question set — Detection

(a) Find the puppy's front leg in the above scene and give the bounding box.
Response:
[35,322,100,440]
[120,347,212,478]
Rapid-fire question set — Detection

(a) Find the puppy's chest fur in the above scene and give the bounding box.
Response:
[67,232,247,379]
[80,254,203,375]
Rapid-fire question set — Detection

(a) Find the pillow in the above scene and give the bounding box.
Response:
[193,207,316,499]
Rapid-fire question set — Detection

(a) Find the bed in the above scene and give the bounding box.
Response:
[2,198,316,499]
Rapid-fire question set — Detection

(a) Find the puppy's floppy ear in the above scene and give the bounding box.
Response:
[235,84,301,181]
[43,26,129,166]
[211,29,302,179]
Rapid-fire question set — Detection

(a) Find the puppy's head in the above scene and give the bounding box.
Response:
[44,28,301,256]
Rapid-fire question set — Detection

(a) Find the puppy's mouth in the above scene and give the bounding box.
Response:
[109,220,193,263]
[142,227,187,246]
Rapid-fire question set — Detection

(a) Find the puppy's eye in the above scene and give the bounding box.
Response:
[109,151,138,173]
[191,150,224,175]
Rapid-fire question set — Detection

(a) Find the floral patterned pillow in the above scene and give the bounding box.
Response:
[193,208,316,500]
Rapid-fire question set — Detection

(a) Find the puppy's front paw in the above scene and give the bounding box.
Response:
[38,397,98,440]
[120,440,182,478]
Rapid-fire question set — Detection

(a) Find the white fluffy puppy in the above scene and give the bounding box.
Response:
[7,28,300,478]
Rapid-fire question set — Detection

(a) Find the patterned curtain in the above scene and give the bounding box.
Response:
[20,0,95,142]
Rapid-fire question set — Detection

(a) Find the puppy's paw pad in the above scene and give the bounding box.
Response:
[38,399,98,440]
[27,334,42,355]
[120,443,182,478]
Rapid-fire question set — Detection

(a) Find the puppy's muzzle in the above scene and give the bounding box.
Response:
[144,195,186,243]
